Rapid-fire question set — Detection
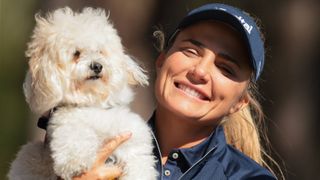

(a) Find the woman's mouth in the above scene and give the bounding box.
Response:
[175,82,210,101]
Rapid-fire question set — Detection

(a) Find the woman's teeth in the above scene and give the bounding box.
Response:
[178,84,206,100]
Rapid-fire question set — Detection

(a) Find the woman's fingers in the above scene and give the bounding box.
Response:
[72,132,132,180]
[95,132,132,165]
[95,164,124,180]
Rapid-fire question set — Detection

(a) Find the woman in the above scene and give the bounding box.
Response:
[73,3,278,179]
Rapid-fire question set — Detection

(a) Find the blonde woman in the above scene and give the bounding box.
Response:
[41,3,280,179]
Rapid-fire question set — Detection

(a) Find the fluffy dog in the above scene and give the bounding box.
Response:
[8,7,157,180]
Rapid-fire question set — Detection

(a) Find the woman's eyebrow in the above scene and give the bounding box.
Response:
[182,38,205,48]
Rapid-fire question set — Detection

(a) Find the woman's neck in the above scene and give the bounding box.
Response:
[155,106,215,162]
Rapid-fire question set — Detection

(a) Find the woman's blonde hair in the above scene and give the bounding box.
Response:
[153,29,284,179]
[222,83,284,179]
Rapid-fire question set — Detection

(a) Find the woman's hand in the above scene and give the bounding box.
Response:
[72,132,132,180]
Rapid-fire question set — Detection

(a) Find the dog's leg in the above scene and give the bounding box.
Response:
[48,117,100,180]
[8,141,56,180]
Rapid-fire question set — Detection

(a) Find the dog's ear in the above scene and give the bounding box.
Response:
[123,55,149,86]
[24,52,64,116]
[23,14,64,116]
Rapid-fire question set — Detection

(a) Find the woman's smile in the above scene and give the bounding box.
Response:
[174,82,210,102]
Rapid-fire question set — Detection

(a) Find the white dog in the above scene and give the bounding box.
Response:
[8,7,157,180]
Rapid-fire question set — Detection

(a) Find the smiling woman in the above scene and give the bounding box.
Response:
[150,3,282,180]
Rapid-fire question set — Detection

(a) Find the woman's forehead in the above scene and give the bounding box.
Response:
[177,21,243,43]
[175,21,251,66]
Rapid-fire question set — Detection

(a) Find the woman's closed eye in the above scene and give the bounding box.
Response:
[181,47,199,57]
[217,63,236,77]
[216,53,241,78]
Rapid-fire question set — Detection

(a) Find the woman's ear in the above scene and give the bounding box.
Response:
[155,52,166,68]
[228,92,250,115]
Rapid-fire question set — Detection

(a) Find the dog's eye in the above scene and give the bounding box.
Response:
[99,50,107,56]
[74,50,81,58]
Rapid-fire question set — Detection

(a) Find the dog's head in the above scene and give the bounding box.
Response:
[24,7,148,116]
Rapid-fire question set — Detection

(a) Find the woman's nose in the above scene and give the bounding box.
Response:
[187,61,211,84]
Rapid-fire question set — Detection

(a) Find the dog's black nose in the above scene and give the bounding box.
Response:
[90,62,103,74]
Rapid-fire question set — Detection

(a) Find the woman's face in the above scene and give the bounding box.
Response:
[155,21,252,125]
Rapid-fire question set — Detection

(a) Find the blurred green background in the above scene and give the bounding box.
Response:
[0,0,39,178]
[1,0,319,179]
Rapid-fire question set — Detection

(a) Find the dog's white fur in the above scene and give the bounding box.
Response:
[8,7,157,180]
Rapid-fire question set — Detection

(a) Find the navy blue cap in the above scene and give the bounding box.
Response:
[169,3,265,81]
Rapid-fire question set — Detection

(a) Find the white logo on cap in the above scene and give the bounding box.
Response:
[235,15,253,34]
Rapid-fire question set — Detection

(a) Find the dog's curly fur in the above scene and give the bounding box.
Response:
[8,7,157,180]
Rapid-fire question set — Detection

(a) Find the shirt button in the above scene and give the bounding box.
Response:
[164,169,171,176]
[172,152,179,159]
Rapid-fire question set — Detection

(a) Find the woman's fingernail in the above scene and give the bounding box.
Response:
[122,131,132,137]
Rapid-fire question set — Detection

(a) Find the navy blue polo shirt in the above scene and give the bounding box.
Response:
[148,112,276,180]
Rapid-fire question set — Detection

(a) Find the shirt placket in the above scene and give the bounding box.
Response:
[163,150,183,180]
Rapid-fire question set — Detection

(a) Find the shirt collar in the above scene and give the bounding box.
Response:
[180,125,226,166]
[148,111,227,166]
